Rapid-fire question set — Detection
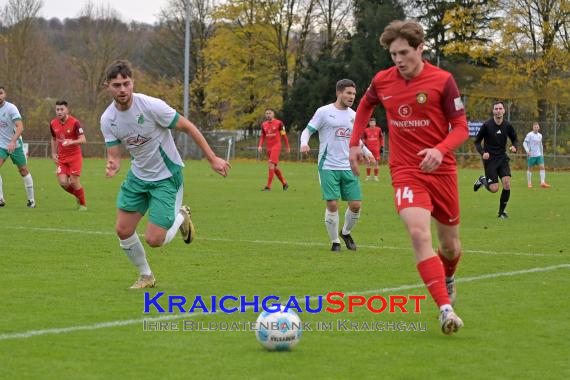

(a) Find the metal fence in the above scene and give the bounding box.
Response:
[22,122,570,168]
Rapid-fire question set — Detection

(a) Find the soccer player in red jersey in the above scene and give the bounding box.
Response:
[349,20,468,335]
[258,108,290,191]
[50,100,87,210]
[361,118,384,181]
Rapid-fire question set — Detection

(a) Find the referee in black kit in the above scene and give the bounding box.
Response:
[473,101,519,219]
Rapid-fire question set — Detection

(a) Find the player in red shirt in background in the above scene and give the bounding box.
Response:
[50,100,87,210]
[349,20,468,335]
[258,108,290,191]
[361,118,384,181]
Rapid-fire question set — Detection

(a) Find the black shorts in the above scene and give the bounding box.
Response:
[483,156,511,184]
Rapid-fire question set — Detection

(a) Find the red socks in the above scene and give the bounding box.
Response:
[417,256,450,307]
[438,249,461,278]
[366,168,371,176]
[374,168,379,177]
[73,187,86,206]
[274,168,286,185]
[63,185,75,195]
[266,169,275,188]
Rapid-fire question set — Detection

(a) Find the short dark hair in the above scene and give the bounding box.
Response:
[493,101,505,108]
[265,108,275,113]
[336,79,356,92]
[369,118,376,123]
[55,100,68,107]
[380,20,425,49]
[106,59,133,81]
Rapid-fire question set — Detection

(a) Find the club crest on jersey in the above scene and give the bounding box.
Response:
[416,92,427,104]
[125,134,151,146]
[335,128,351,138]
[137,114,145,124]
[66,129,71,134]
[398,104,413,118]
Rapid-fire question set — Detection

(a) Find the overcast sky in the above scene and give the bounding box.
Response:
[38,0,169,24]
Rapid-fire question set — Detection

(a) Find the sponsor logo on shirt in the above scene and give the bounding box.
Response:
[137,114,145,125]
[335,128,352,138]
[416,92,427,104]
[398,104,413,118]
[390,119,432,128]
[125,134,151,147]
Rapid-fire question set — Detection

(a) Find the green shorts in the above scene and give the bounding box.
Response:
[318,169,362,201]
[527,156,544,167]
[0,145,27,167]
[117,169,184,229]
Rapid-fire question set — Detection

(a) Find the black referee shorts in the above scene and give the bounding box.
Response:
[483,156,511,185]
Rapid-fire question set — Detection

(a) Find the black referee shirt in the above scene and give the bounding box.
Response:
[474,118,518,157]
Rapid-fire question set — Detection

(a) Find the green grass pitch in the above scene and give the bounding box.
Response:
[0,158,569,379]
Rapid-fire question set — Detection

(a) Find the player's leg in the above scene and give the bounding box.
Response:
[116,209,154,288]
[497,159,512,218]
[10,145,35,207]
[57,166,75,196]
[400,208,462,334]
[146,170,192,247]
[527,157,534,187]
[116,172,155,288]
[271,150,288,189]
[263,159,276,191]
[538,157,550,187]
[320,169,341,251]
[69,175,87,209]
[373,160,379,181]
[435,222,461,306]
[339,170,362,250]
[365,160,372,180]
[0,156,5,205]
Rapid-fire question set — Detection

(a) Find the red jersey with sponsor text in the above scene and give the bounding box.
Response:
[364,62,466,175]
[260,119,285,149]
[50,115,84,162]
[362,126,384,151]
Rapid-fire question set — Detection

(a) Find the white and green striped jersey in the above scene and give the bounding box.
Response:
[0,101,23,149]
[101,93,184,181]
[306,103,356,170]
[523,132,543,157]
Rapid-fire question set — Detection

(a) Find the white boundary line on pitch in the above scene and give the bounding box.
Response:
[1,263,569,341]
[5,225,566,257]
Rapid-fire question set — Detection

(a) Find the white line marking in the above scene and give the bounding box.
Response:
[1,263,568,341]
[5,226,565,257]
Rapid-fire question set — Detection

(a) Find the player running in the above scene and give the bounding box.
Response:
[0,86,36,208]
[258,108,290,191]
[50,100,87,210]
[361,118,384,181]
[101,60,230,289]
[300,79,373,252]
[349,20,468,335]
[523,122,550,188]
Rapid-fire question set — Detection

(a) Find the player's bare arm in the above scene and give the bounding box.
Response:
[7,120,24,153]
[50,138,58,164]
[105,145,121,177]
[175,116,231,177]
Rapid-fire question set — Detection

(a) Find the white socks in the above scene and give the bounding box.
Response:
[120,233,152,276]
[0,174,3,199]
[342,208,360,235]
[163,211,185,246]
[527,170,532,184]
[23,173,34,201]
[540,169,546,183]
[324,209,340,243]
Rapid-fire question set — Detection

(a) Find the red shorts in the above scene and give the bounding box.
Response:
[391,172,460,225]
[57,156,83,177]
[369,148,381,161]
[266,147,281,164]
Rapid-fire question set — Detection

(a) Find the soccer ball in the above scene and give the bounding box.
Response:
[255,308,302,351]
